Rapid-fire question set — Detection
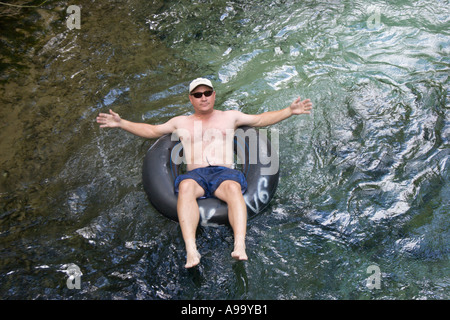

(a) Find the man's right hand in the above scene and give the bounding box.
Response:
[96,109,122,128]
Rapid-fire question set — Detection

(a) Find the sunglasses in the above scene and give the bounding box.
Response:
[190,90,214,98]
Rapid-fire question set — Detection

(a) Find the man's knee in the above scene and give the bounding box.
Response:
[216,180,243,199]
[178,179,203,197]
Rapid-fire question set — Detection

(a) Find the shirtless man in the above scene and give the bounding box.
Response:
[96,78,312,268]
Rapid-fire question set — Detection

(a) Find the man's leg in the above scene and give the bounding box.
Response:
[214,180,248,261]
[177,179,205,268]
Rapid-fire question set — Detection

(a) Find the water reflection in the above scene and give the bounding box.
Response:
[0,0,449,299]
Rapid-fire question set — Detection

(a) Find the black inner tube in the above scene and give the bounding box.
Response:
[142,126,279,226]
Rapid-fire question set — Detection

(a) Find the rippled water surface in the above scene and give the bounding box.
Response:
[0,0,449,299]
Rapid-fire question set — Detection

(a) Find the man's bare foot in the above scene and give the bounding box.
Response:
[185,250,201,268]
[231,243,248,261]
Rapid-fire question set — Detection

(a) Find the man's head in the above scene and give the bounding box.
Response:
[189,78,216,115]
[189,78,214,94]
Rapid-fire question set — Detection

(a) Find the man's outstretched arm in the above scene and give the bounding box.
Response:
[235,97,313,128]
[96,109,176,139]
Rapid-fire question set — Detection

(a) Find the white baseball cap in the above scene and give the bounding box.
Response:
[189,78,214,93]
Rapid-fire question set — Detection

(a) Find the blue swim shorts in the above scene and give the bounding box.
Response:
[174,166,247,199]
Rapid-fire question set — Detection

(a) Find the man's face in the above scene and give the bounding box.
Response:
[189,85,216,115]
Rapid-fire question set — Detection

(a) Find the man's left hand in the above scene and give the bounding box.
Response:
[290,97,313,115]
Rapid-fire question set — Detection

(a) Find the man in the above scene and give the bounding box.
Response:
[96,78,312,268]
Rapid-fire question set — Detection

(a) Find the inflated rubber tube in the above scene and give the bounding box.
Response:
[142,126,279,226]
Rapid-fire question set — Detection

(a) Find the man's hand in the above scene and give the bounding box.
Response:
[96,109,122,128]
[289,97,313,115]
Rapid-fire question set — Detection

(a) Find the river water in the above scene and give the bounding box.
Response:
[0,0,448,300]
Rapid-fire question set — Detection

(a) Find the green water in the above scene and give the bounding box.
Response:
[0,0,448,299]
